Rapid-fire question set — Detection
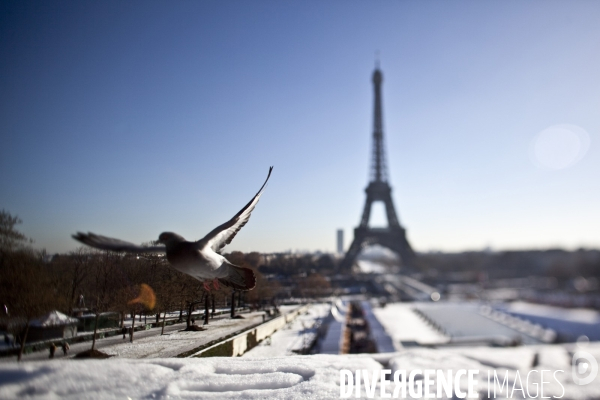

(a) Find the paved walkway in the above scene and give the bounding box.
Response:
[0,310,279,362]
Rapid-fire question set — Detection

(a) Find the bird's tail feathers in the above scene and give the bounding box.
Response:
[218,265,256,291]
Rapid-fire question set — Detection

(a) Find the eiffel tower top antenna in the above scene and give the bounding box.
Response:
[371,58,388,183]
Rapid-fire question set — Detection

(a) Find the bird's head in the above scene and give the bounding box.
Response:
[157,232,185,245]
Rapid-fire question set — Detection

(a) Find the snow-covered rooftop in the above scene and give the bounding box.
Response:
[30,311,78,327]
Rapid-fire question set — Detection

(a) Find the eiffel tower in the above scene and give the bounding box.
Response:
[339,66,415,271]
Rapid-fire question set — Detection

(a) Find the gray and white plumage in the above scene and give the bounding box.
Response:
[72,167,273,291]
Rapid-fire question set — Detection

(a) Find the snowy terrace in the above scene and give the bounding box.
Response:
[0,306,301,362]
[0,301,599,399]
[1,343,599,399]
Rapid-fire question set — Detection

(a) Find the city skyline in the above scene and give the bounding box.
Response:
[1,1,600,255]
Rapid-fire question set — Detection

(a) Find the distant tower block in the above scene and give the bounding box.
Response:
[339,66,415,271]
[337,229,344,254]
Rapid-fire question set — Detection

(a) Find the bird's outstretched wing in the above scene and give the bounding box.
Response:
[72,232,166,254]
[197,166,273,253]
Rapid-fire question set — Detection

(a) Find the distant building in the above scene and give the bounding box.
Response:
[77,312,120,332]
[26,311,78,343]
[337,229,344,254]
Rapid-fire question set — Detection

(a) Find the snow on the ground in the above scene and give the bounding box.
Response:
[356,260,387,274]
[361,300,396,353]
[104,311,267,358]
[0,355,383,399]
[2,300,600,399]
[320,299,348,354]
[500,302,600,324]
[243,303,331,358]
[0,310,291,362]
[495,301,600,341]
[416,302,546,345]
[1,343,599,399]
[389,343,600,400]
[107,306,299,359]
[372,302,448,348]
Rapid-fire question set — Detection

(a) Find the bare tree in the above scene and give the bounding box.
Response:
[49,248,93,314]
[0,210,33,251]
[297,273,331,299]
[0,211,58,361]
[75,250,121,357]
[0,248,58,360]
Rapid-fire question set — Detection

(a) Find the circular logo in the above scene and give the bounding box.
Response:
[572,351,598,385]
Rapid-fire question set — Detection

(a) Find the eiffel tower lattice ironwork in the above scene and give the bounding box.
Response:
[340,67,415,271]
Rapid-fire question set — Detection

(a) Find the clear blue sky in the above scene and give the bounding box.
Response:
[1,1,599,254]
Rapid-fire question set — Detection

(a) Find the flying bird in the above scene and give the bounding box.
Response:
[73,167,273,291]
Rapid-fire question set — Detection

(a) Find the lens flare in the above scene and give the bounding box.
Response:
[128,283,156,310]
[530,124,591,170]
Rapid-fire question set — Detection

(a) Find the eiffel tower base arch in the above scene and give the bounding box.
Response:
[339,226,415,272]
